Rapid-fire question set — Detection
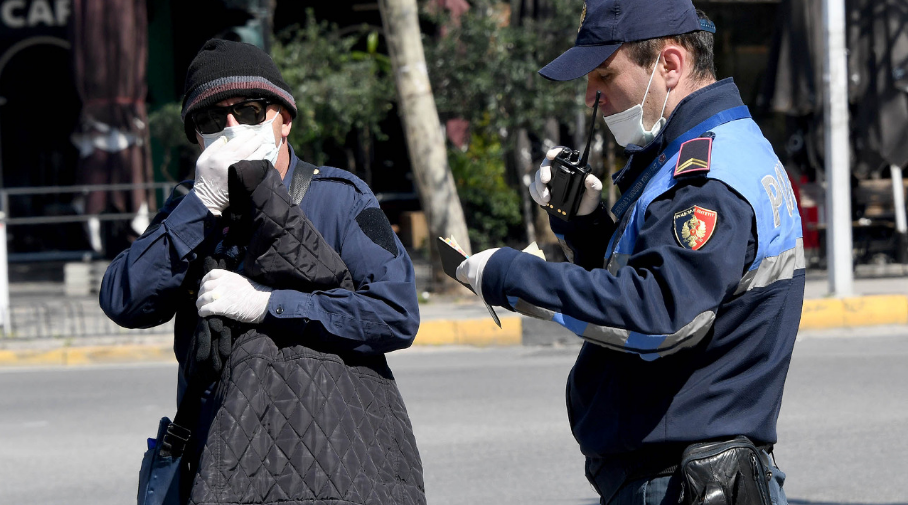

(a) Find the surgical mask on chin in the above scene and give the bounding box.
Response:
[198,111,283,166]
[603,57,671,148]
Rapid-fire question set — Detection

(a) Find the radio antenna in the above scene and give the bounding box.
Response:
[578,91,601,167]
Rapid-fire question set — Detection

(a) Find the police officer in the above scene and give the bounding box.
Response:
[456,1,804,504]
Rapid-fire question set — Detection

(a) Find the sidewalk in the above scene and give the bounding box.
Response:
[0,265,906,366]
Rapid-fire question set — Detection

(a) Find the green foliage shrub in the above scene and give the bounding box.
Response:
[423,0,588,248]
[148,101,196,183]
[424,0,585,147]
[271,12,395,166]
[448,133,523,251]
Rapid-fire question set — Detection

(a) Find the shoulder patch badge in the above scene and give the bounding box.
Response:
[674,136,713,177]
[673,206,718,250]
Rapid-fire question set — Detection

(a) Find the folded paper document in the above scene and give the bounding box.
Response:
[437,237,547,327]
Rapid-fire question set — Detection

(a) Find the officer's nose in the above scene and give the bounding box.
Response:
[585,79,604,109]
[225,113,240,127]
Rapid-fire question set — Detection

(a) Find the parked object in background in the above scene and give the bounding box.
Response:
[798,177,908,265]
[399,211,428,250]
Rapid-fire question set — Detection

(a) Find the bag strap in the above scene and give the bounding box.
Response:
[289,161,318,205]
[159,373,208,459]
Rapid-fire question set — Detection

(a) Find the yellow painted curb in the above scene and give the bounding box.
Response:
[415,317,522,346]
[0,319,523,367]
[0,345,174,367]
[800,299,845,329]
[800,295,908,330]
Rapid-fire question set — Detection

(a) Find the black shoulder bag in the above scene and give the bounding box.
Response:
[679,436,774,505]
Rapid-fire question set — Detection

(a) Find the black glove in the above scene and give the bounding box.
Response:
[223,159,272,245]
[191,314,233,380]
[188,163,263,380]
[189,257,240,380]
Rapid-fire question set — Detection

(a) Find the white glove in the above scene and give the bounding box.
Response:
[455,248,500,299]
[529,147,604,217]
[193,131,269,216]
[196,269,273,324]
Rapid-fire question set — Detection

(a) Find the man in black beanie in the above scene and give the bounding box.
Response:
[180,39,300,186]
[101,39,426,504]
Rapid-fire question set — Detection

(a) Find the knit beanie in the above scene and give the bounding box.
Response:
[181,39,298,143]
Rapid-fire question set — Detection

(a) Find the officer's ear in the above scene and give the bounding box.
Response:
[661,45,685,90]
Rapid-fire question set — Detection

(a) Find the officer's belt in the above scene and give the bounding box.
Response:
[588,439,773,502]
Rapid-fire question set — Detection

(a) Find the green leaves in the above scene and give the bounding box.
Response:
[448,132,522,251]
[424,0,586,147]
[423,0,589,247]
[271,12,395,165]
[148,102,188,150]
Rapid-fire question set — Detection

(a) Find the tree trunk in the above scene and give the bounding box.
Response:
[534,119,560,247]
[378,0,472,291]
[516,128,536,244]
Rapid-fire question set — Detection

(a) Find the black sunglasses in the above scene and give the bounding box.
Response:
[191,98,274,135]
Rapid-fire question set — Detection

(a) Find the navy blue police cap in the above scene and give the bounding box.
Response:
[539,0,716,82]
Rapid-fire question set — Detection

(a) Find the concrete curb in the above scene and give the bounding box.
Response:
[0,344,175,367]
[799,294,908,329]
[0,319,524,368]
[414,317,522,346]
[0,295,905,367]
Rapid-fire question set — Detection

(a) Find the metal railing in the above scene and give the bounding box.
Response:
[3,299,175,339]
[0,182,180,338]
[0,182,178,225]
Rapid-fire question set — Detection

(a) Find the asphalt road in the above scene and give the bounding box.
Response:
[1,327,906,505]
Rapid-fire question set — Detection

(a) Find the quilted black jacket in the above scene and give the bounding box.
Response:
[187,161,425,505]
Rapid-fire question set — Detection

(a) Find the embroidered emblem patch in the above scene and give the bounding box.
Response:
[674,137,712,177]
[673,206,718,250]
[578,2,587,32]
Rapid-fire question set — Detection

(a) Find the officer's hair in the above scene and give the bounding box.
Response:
[624,10,716,83]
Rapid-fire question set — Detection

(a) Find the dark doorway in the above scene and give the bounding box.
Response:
[0,40,87,254]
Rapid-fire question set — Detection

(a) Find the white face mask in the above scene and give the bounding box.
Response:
[602,57,671,147]
[198,107,283,165]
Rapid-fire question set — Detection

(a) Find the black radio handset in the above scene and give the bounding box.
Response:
[543,91,601,221]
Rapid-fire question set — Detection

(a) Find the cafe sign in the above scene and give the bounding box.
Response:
[0,0,70,36]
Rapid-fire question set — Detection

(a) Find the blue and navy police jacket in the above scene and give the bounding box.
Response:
[100,146,420,378]
[481,79,805,457]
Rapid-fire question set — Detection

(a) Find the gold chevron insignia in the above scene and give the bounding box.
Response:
[676,157,708,173]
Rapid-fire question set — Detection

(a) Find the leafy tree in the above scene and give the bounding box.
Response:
[423,0,589,248]
[448,131,523,250]
[271,13,396,175]
[424,0,585,148]
[148,102,195,183]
